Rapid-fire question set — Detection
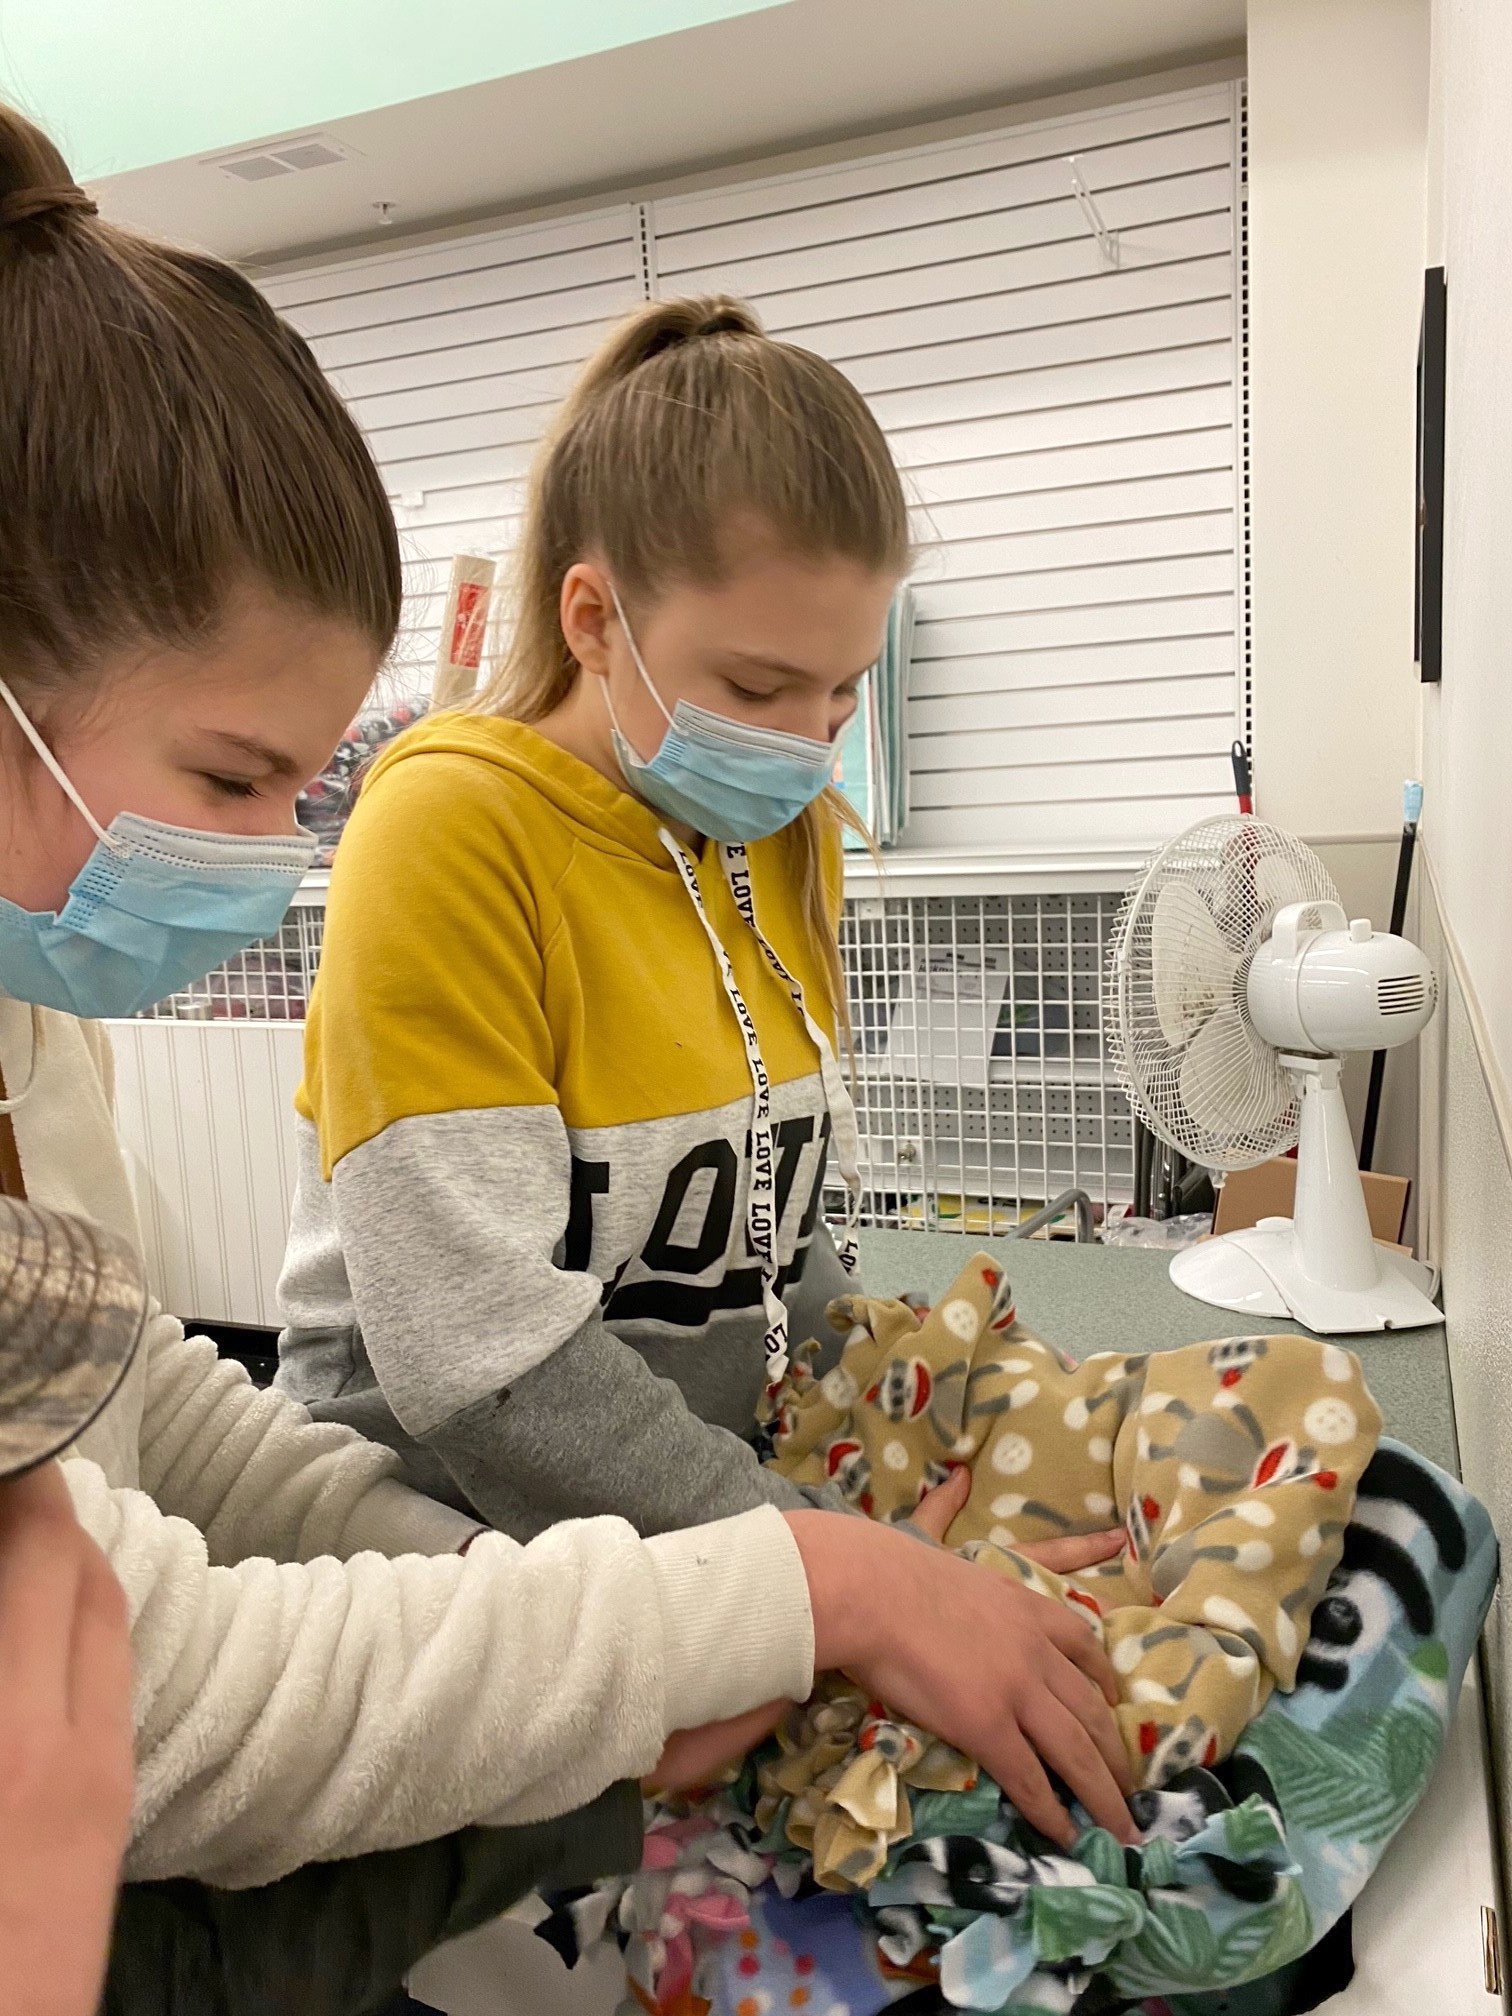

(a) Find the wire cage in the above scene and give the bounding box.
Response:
[837,890,1131,1231]
[135,899,326,1023]
[135,886,1131,1227]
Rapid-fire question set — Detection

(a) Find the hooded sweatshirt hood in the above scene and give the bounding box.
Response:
[365,712,683,871]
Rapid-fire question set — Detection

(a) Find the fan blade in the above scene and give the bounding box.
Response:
[1152,881,1238,1049]
[1255,851,1316,924]
[1180,1005,1292,1140]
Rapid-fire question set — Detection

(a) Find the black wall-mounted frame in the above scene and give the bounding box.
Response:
[1416,265,1447,683]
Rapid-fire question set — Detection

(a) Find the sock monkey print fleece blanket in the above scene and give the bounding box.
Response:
[760,1252,1380,1887]
[537,1255,1493,2012]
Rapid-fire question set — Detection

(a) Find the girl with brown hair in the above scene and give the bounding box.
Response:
[0,102,1130,2015]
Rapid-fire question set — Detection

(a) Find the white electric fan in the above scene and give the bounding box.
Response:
[1106,815,1441,1333]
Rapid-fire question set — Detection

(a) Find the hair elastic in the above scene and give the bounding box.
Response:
[0,184,98,232]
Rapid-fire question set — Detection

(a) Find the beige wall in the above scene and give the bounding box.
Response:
[1246,0,1428,847]
[1416,0,1512,1873]
[1246,0,1430,1184]
[1315,839,1422,1216]
[1417,872,1512,1868]
[1420,0,1512,1099]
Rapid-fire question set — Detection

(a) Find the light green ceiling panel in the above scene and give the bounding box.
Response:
[0,0,789,178]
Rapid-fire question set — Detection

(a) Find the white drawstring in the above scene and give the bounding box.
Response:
[0,1004,42,1114]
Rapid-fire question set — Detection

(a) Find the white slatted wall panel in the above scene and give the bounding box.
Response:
[650,83,1242,855]
[258,77,1241,862]
[110,1022,307,1325]
[260,207,645,691]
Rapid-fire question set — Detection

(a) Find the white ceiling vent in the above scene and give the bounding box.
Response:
[206,134,357,184]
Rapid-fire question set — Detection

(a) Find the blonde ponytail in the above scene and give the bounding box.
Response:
[479,294,909,1039]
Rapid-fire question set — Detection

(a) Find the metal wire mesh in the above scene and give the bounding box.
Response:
[838,891,1131,1230]
[136,888,1131,1223]
[135,903,325,1022]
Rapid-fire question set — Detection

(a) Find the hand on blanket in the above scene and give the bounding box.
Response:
[642,1504,1121,1805]
[786,1508,1136,1851]
[645,1701,787,1795]
[908,1466,1127,1573]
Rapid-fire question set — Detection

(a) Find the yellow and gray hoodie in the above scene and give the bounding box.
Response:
[276,714,850,1538]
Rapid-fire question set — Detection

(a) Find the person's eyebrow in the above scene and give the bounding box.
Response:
[720,648,872,684]
[197,730,303,778]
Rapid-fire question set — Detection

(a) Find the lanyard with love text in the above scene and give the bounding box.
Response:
[717,842,862,1276]
[662,832,792,1384]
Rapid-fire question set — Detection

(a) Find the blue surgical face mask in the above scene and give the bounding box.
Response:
[0,678,317,1020]
[603,584,836,843]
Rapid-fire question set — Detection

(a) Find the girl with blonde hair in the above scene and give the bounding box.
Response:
[280,296,1132,1845]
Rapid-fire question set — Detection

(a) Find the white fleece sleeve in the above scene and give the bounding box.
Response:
[138,1315,481,1562]
[62,1457,813,1889]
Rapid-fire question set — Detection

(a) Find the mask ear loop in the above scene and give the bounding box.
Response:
[606,580,675,732]
[0,679,126,857]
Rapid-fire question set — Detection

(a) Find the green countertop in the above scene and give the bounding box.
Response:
[857,1230,1460,1479]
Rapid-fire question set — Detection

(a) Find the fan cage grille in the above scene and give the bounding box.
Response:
[1106,816,1341,1172]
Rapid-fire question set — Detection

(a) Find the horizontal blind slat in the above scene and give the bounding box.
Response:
[843,295,1233,397]
[288,233,642,340]
[654,85,1232,237]
[914,592,1236,658]
[909,669,1237,734]
[664,167,1232,303]
[872,339,1233,433]
[262,205,638,311]
[916,552,1235,621]
[891,383,1234,470]
[918,467,1234,539]
[908,631,1235,700]
[752,213,1232,341]
[324,314,631,400]
[909,707,1231,774]
[921,509,1235,580]
[911,749,1234,809]
[794,253,1234,365]
[309,271,640,371]
[906,426,1234,504]
[658,125,1232,272]
[903,793,1234,850]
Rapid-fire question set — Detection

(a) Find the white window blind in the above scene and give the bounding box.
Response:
[260,77,1244,870]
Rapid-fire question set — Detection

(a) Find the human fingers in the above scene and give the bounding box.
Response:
[975,1722,1076,1850]
[1014,1528,1126,1574]
[0,1466,88,1726]
[68,1541,133,1759]
[907,1464,970,1544]
[65,1547,135,1856]
[1038,1601,1121,1707]
[1022,1690,1136,1844]
[1046,1656,1134,1798]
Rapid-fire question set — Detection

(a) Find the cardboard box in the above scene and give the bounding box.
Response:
[1214,1158,1411,1248]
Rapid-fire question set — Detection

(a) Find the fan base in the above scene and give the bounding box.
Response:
[1169,1224,1442,1335]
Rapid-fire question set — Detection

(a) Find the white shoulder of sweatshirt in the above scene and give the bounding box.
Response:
[0,1000,814,1887]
